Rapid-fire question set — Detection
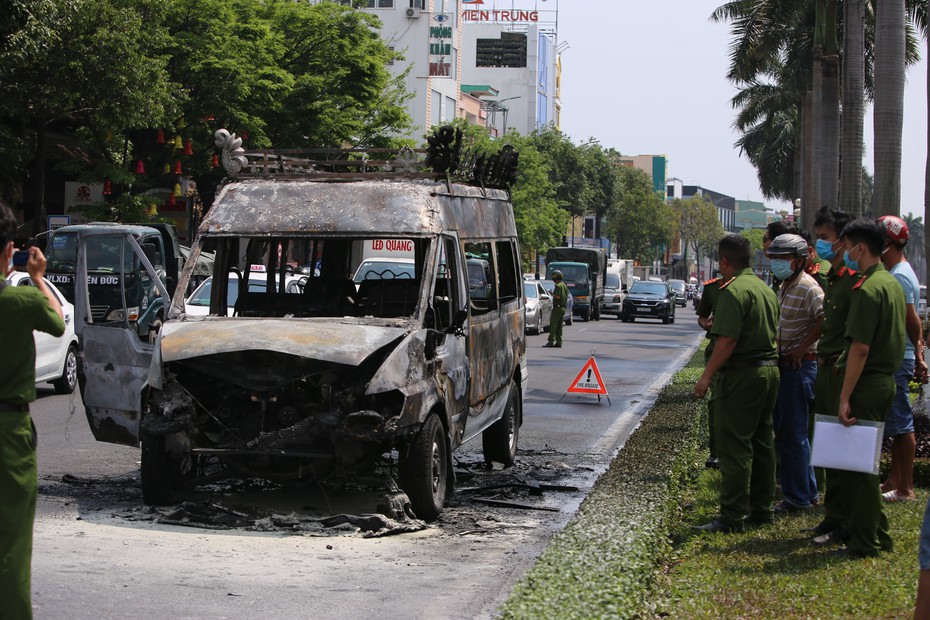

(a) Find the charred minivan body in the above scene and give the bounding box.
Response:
[73,128,526,520]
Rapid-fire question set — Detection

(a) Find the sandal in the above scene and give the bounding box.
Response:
[882,490,917,503]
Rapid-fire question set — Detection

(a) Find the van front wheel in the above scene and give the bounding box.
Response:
[483,382,520,467]
[399,414,448,521]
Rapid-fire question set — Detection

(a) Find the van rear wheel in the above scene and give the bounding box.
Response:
[399,414,448,521]
[483,382,520,467]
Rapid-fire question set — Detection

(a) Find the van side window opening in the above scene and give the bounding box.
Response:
[429,237,462,331]
[494,240,519,304]
[464,242,496,314]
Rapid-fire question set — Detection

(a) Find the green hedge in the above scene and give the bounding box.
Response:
[499,348,707,620]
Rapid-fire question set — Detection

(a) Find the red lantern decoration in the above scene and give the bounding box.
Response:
[168,194,177,207]
[173,160,182,175]
[241,130,249,141]
[135,160,145,174]
[183,139,193,156]
[212,153,219,168]
[155,129,165,144]
[103,179,112,195]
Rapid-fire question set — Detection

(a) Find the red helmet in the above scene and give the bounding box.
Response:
[878,215,909,244]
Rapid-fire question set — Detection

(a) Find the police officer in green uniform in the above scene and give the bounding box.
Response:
[544,270,569,348]
[810,206,856,543]
[694,234,780,532]
[0,203,65,619]
[696,275,727,469]
[836,217,906,557]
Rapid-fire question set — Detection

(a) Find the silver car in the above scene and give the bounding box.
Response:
[524,281,553,335]
[539,279,573,326]
[600,272,623,317]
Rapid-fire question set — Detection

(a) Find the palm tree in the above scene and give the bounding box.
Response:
[872,0,906,217]
[839,0,866,215]
[903,213,925,281]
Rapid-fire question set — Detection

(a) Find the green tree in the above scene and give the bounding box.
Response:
[608,167,675,264]
[741,227,766,257]
[0,0,176,232]
[529,125,590,218]
[671,195,725,278]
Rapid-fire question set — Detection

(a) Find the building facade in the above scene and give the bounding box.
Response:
[330,0,560,137]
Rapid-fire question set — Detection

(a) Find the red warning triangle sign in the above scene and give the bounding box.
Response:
[566,356,608,395]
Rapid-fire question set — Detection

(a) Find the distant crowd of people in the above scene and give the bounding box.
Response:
[693,207,929,569]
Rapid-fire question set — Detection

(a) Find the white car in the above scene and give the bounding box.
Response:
[352,257,416,289]
[7,271,79,394]
[185,272,304,316]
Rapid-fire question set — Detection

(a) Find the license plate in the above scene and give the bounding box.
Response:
[637,307,651,312]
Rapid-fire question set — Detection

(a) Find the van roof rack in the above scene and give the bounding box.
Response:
[214,125,518,190]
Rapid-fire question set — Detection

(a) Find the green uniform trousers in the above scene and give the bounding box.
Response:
[715,366,780,525]
[548,307,565,346]
[707,373,718,457]
[0,412,37,620]
[835,372,895,556]
[813,366,847,530]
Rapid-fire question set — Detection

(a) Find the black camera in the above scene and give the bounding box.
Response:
[12,239,33,270]
[12,250,30,269]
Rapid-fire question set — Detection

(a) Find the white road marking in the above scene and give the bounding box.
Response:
[589,332,704,458]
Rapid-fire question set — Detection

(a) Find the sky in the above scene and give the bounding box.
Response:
[555,1,928,218]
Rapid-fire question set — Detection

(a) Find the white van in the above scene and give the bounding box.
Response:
[73,127,526,521]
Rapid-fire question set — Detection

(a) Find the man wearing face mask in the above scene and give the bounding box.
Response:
[766,234,824,514]
[0,202,64,618]
[876,215,927,503]
[835,217,906,557]
[809,206,856,545]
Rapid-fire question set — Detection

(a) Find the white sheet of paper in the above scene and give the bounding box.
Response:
[810,416,883,474]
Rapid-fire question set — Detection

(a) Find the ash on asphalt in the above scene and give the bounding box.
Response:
[38,447,597,540]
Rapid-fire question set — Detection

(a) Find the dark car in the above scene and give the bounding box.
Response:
[620,281,676,324]
[667,279,688,307]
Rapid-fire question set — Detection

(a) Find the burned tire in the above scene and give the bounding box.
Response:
[482,382,520,467]
[52,345,78,394]
[141,433,189,506]
[399,414,448,521]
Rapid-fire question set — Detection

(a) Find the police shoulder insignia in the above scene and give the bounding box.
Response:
[852,274,867,290]
[840,266,857,277]
[703,277,720,286]
[719,276,736,290]
[809,262,821,275]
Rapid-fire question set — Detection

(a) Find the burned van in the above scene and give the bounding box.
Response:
[73,127,526,520]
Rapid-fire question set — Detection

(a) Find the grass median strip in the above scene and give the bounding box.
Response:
[499,346,708,620]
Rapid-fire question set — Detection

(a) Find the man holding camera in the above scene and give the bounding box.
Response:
[0,202,64,619]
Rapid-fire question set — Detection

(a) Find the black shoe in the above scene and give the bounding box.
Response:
[692,519,744,533]
[812,528,850,546]
[806,520,839,536]
[704,456,719,469]
[745,513,774,528]
[555,344,562,347]
[543,343,556,348]
[774,500,812,515]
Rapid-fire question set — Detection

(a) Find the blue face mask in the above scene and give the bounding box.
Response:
[770,258,795,281]
[844,246,860,272]
[815,238,837,261]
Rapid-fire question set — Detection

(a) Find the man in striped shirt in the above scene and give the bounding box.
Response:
[767,233,825,513]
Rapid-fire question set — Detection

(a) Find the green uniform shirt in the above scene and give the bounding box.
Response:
[552,280,569,309]
[0,275,66,404]
[696,277,724,358]
[807,257,830,291]
[710,267,779,366]
[841,263,906,376]
[818,263,857,358]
